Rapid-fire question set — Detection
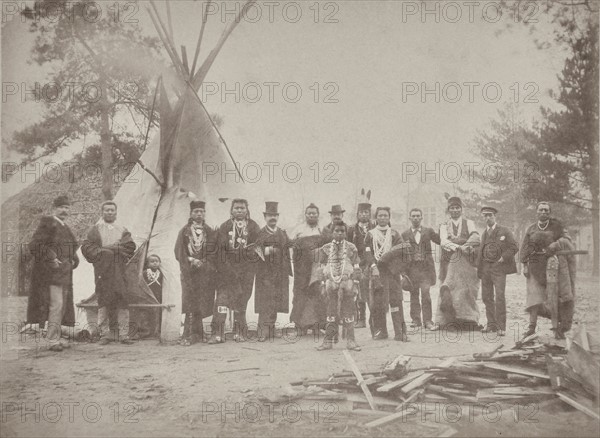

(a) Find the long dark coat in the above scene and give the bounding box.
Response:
[254,227,293,314]
[174,221,217,316]
[364,228,404,309]
[477,224,518,279]
[81,224,136,308]
[26,216,79,326]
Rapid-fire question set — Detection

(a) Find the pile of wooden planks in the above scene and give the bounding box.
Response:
[290,326,599,429]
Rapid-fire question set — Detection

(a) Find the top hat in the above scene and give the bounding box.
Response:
[481,206,498,214]
[357,203,372,211]
[190,200,206,211]
[264,201,279,215]
[329,205,345,214]
[53,195,70,207]
[447,197,463,208]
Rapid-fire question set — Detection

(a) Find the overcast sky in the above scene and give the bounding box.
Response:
[1,1,570,225]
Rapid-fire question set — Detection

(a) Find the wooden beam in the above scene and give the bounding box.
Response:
[557,391,600,419]
[343,350,376,410]
[377,371,425,393]
[166,0,174,44]
[567,339,600,394]
[481,362,550,380]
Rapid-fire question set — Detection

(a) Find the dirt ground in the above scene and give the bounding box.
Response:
[1,274,599,437]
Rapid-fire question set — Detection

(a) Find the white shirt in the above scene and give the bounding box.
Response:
[439,217,476,251]
[411,227,422,245]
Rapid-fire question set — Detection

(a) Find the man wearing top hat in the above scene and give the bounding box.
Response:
[347,202,375,328]
[323,205,346,243]
[27,195,80,352]
[477,206,518,336]
[254,202,293,342]
[174,200,217,345]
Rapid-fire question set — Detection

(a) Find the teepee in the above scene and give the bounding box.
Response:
[73,0,255,341]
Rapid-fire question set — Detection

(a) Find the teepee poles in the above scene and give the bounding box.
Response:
[146,6,186,79]
[191,0,257,89]
[190,0,211,77]
[148,1,187,78]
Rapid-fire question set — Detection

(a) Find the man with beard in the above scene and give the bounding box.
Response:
[520,202,574,339]
[82,201,136,345]
[174,200,217,346]
[364,207,409,341]
[290,203,327,334]
[347,203,374,328]
[27,195,80,352]
[401,208,441,331]
[477,206,518,337]
[209,199,260,344]
[254,202,293,342]
[323,205,346,242]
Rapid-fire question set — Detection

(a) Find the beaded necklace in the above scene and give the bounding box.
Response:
[328,240,347,283]
[537,220,549,231]
[371,227,392,261]
[188,222,205,255]
[145,268,161,285]
[232,219,248,249]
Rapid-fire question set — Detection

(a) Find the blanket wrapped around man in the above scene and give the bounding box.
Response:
[435,231,481,328]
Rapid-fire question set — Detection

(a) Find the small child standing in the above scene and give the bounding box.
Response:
[144,254,163,338]
[316,222,362,351]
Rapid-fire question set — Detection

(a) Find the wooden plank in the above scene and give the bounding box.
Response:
[343,350,376,410]
[557,391,600,420]
[567,339,600,394]
[473,343,504,359]
[400,373,434,393]
[396,389,423,407]
[364,410,406,428]
[346,393,399,407]
[481,362,550,380]
[493,386,555,396]
[352,408,388,417]
[377,371,425,393]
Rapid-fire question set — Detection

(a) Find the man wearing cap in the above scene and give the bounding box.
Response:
[347,203,375,328]
[520,202,574,339]
[254,202,293,342]
[290,203,327,334]
[210,199,261,344]
[27,195,80,352]
[401,208,441,331]
[323,205,346,243]
[174,200,217,345]
[82,201,136,345]
[477,206,518,336]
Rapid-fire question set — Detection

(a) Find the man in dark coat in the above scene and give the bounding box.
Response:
[81,201,136,345]
[520,202,572,338]
[401,208,441,331]
[209,199,261,344]
[477,206,518,336]
[364,207,409,341]
[174,200,217,345]
[347,203,374,328]
[27,195,79,352]
[254,202,293,342]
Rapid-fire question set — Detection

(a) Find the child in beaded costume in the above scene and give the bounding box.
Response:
[316,222,363,351]
[144,254,163,338]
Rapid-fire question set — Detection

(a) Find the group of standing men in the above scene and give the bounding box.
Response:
[27,193,578,352]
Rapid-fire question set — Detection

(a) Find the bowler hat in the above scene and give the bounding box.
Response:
[357,203,372,211]
[329,205,345,214]
[264,201,279,215]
